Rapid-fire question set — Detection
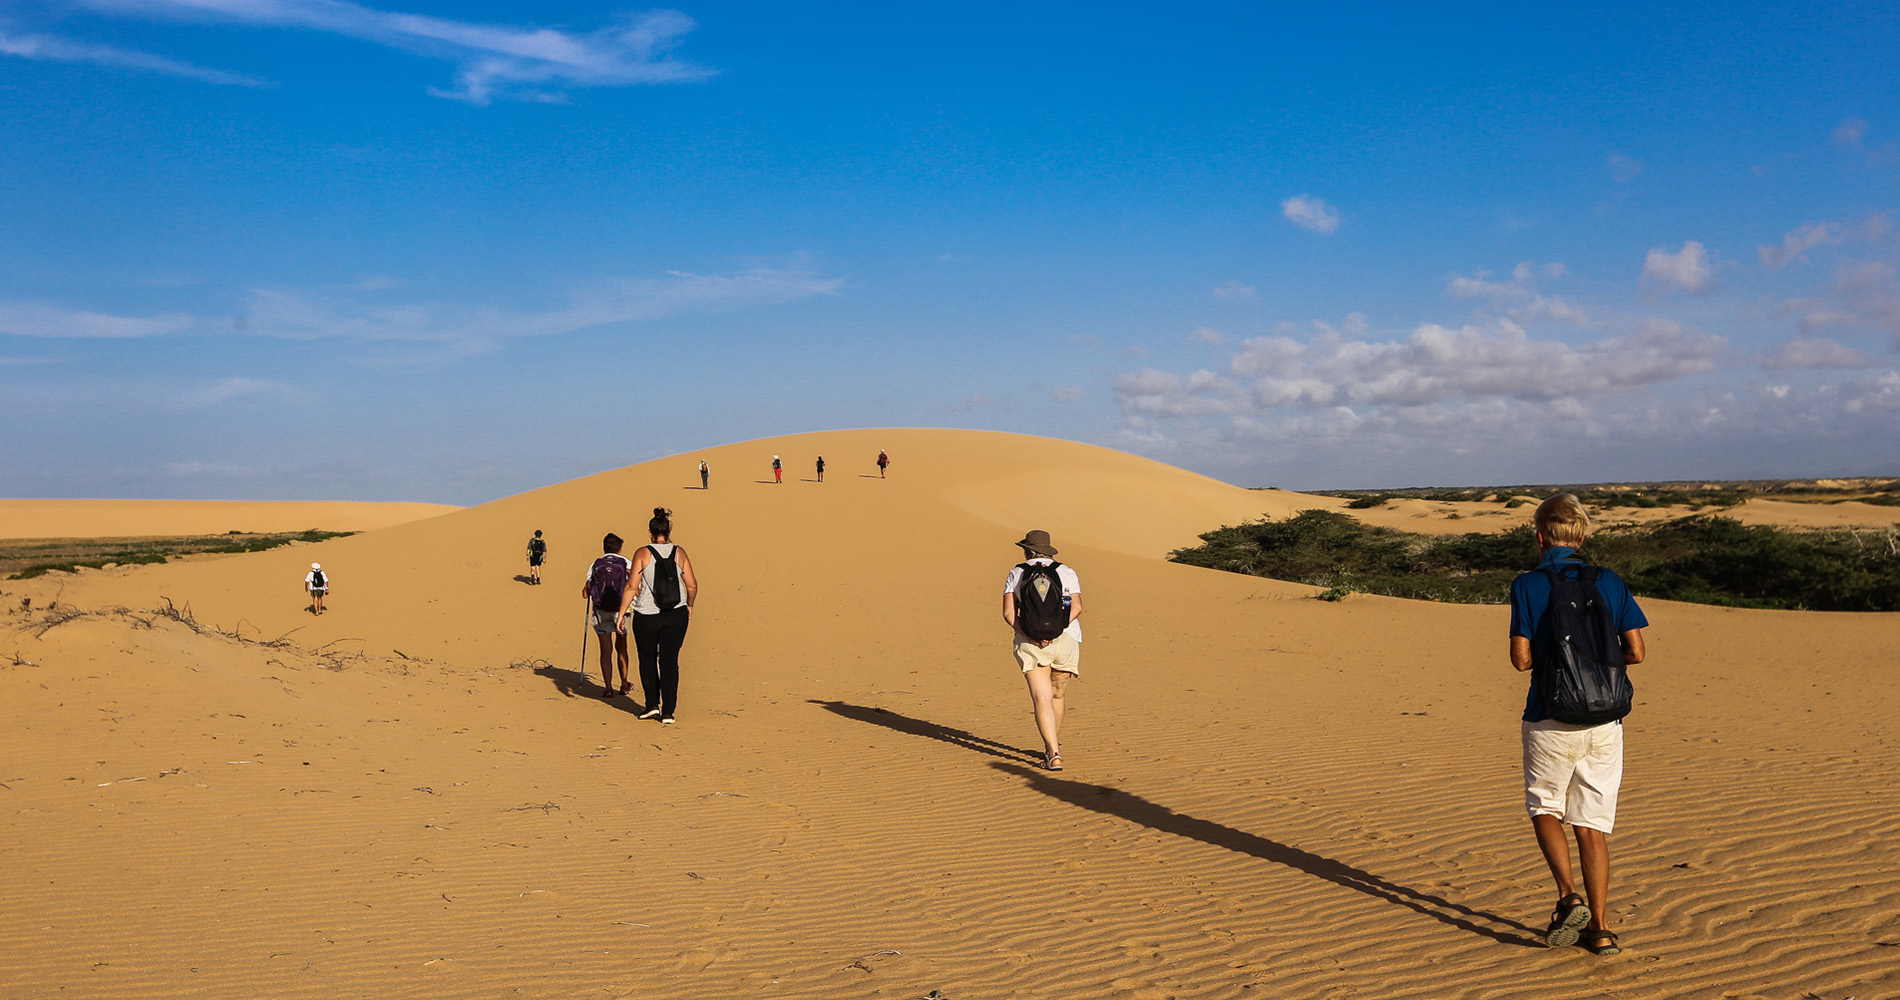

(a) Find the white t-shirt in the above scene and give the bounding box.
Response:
[305,570,329,591]
[1003,558,1082,642]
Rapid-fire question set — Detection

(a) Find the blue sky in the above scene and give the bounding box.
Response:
[3,1,1898,502]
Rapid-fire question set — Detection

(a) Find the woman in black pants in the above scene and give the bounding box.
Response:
[616,507,698,723]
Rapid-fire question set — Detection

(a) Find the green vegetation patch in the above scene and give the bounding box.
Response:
[1170,510,1900,611]
[3,529,353,580]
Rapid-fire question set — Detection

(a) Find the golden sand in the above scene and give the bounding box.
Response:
[2,429,1895,999]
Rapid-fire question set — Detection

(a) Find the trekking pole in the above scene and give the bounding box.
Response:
[580,599,592,682]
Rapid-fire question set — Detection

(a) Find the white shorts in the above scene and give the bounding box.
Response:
[1014,633,1080,675]
[1522,718,1624,834]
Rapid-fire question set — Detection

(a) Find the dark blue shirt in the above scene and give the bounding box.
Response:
[1510,546,1650,722]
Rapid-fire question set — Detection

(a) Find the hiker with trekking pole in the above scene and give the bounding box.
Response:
[581,533,634,699]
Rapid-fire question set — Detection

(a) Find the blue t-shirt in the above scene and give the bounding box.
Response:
[1510,546,1649,722]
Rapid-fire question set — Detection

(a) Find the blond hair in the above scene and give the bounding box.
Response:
[1534,493,1591,547]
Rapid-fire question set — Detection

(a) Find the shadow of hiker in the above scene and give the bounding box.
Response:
[534,661,646,716]
[512,574,536,585]
[990,760,1542,947]
[811,700,1042,764]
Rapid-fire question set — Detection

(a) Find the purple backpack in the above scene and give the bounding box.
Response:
[588,554,630,611]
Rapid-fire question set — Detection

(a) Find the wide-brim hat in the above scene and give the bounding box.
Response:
[311,562,322,570]
[1015,529,1057,557]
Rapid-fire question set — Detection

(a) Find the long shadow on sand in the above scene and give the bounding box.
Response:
[991,761,1542,947]
[813,700,1537,947]
[811,701,1042,765]
[534,662,648,717]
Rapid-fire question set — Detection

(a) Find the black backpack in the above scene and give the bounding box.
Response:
[528,537,546,556]
[1533,562,1634,725]
[588,554,630,611]
[309,570,326,590]
[649,546,683,610]
[1014,561,1069,641]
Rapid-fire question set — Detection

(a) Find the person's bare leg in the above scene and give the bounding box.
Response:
[1532,814,1578,898]
[615,632,632,691]
[1049,669,1071,737]
[1574,826,1611,931]
[1022,667,1060,763]
[596,631,615,692]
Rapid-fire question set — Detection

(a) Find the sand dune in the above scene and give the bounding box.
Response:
[2,429,1896,1000]
[0,499,459,539]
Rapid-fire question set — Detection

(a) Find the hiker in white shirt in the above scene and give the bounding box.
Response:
[1001,529,1082,771]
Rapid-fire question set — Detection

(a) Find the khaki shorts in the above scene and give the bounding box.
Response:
[591,606,626,635]
[1014,633,1080,675]
[1522,718,1625,833]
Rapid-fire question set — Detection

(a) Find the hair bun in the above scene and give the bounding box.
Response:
[653,507,670,518]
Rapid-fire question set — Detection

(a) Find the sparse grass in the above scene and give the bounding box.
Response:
[1170,510,1900,611]
[2,529,352,580]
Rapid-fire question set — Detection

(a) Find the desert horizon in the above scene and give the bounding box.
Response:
[3,428,1896,999]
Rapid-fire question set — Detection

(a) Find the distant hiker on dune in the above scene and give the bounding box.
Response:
[525,529,547,585]
[1510,494,1649,957]
[1002,529,1082,771]
[700,460,709,489]
[617,507,697,724]
[816,455,825,482]
[583,533,634,699]
[877,449,889,478]
[772,455,783,484]
[304,562,329,615]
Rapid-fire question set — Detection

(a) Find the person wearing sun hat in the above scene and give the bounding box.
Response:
[1001,529,1083,771]
[304,562,330,616]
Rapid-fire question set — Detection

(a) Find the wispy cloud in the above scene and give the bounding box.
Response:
[1605,151,1643,183]
[1445,261,1585,325]
[0,302,196,338]
[1213,279,1255,301]
[75,0,712,103]
[0,28,271,86]
[1642,240,1713,294]
[177,376,305,407]
[1759,222,1841,268]
[2,268,842,354]
[242,268,843,345]
[1281,195,1341,235]
[1760,336,1885,369]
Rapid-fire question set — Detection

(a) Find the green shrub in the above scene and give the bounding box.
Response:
[1169,513,1900,611]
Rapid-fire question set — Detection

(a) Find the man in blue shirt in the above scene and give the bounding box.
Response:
[1509,494,1649,956]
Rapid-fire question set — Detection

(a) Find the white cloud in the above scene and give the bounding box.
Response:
[74,0,712,103]
[1642,241,1713,294]
[1120,319,1725,422]
[1281,195,1341,235]
[1050,385,1084,402]
[1213,279,1255,301]
[1606,152,1643,183]
[0,28,272,86]
[0,302,196,338]
[1761,337,1886,369]
[1758,223,1840,268]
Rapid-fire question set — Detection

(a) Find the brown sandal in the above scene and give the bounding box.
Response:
[1582,929,1620,955]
